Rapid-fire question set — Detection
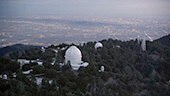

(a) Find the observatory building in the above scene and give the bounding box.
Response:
[99,66,105,72]
[141,32,146,51]
[95,42,103,49]
[141,38,146,51]
[65,46,88,70]
[137,32,146,51]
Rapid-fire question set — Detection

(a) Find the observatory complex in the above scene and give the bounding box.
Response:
[65,46,88,70]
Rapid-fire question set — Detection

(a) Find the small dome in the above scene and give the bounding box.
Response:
[95,42,103,49]
[3,74,7,79]
[65,46,82,66]
[100,66,104,72]
[41,47,45,52]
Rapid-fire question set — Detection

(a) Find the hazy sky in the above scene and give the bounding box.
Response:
[0,0,170,18]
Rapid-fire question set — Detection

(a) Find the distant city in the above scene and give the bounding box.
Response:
[0,16,169,47]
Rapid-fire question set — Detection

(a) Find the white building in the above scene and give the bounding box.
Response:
[0,75,2,78]
[17,59,30,64]
[99,66,105,72]
[3,74,7,79]
[18,59,43,69]
[23,69,33,74]
[141,33,146,51]
[137,35,140,44]
[12,73,16,78]
[37,61,43,66]
[95,42,103,49]
[41,47,45,53]
[36,77,43,87]
[113,45,120,48]
[61,46,67,51]
[141,39,146,51]
[53,49,58,53]
[51,58,56,65]
[17,59,30,69]
[65,46,88,70]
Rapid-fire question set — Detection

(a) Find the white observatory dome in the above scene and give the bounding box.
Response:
[100,66,104,72]
[3,74,7,79]
[95,42,103,49]
[65,46,82,69]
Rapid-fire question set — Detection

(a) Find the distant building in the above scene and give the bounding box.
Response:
[51,58,56,65]
[113,45,120,48]
[0,75,2,78]
[49,80,53,85]
[53,49,58,53]
[41,47,45,53]
[23,69,33,74]
[79,43,84,46]
[61,46,67,51]
[12,73,16,78]
[17,59,30,69]
[17,59,30,64]
[95,42,103,49]
[37,61,43,66]
[138,33,146,51]
[65,46,88,70]
[141,33,146,51]
[36,77,43,87]
[17,59,43,69]
[99,66,104,72]
[137,35,140,44]
[3,74,7,79]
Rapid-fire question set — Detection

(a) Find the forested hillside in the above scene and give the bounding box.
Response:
[0,44,41,58]
[156,34,170,47]
[0,37,170,96]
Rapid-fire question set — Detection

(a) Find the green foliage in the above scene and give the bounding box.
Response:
[40,49,55,61]
[62,63,71,71]
[43,61,52,69]
[19,47,42,60]
[45,69,57,79]
[66,82,77,91]
[16,81,25,95]
[1,37,170,96]
[0,58,19,74]
[0,79,10,93]
[53,63,61,71]
[86,64,98,75]
[22,64,31,71]
[57,74,68,87]
[32,65,45,74]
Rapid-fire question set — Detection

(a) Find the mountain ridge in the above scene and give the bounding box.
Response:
[155,34,170,47]
[0,44,41,57]
[0,34,169,57]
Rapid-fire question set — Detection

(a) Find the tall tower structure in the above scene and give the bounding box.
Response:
[141,32,146,51]
[137,35,140,44]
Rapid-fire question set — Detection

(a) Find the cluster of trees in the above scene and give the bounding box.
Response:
[0,38,170,96]
[0,58,19,75]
